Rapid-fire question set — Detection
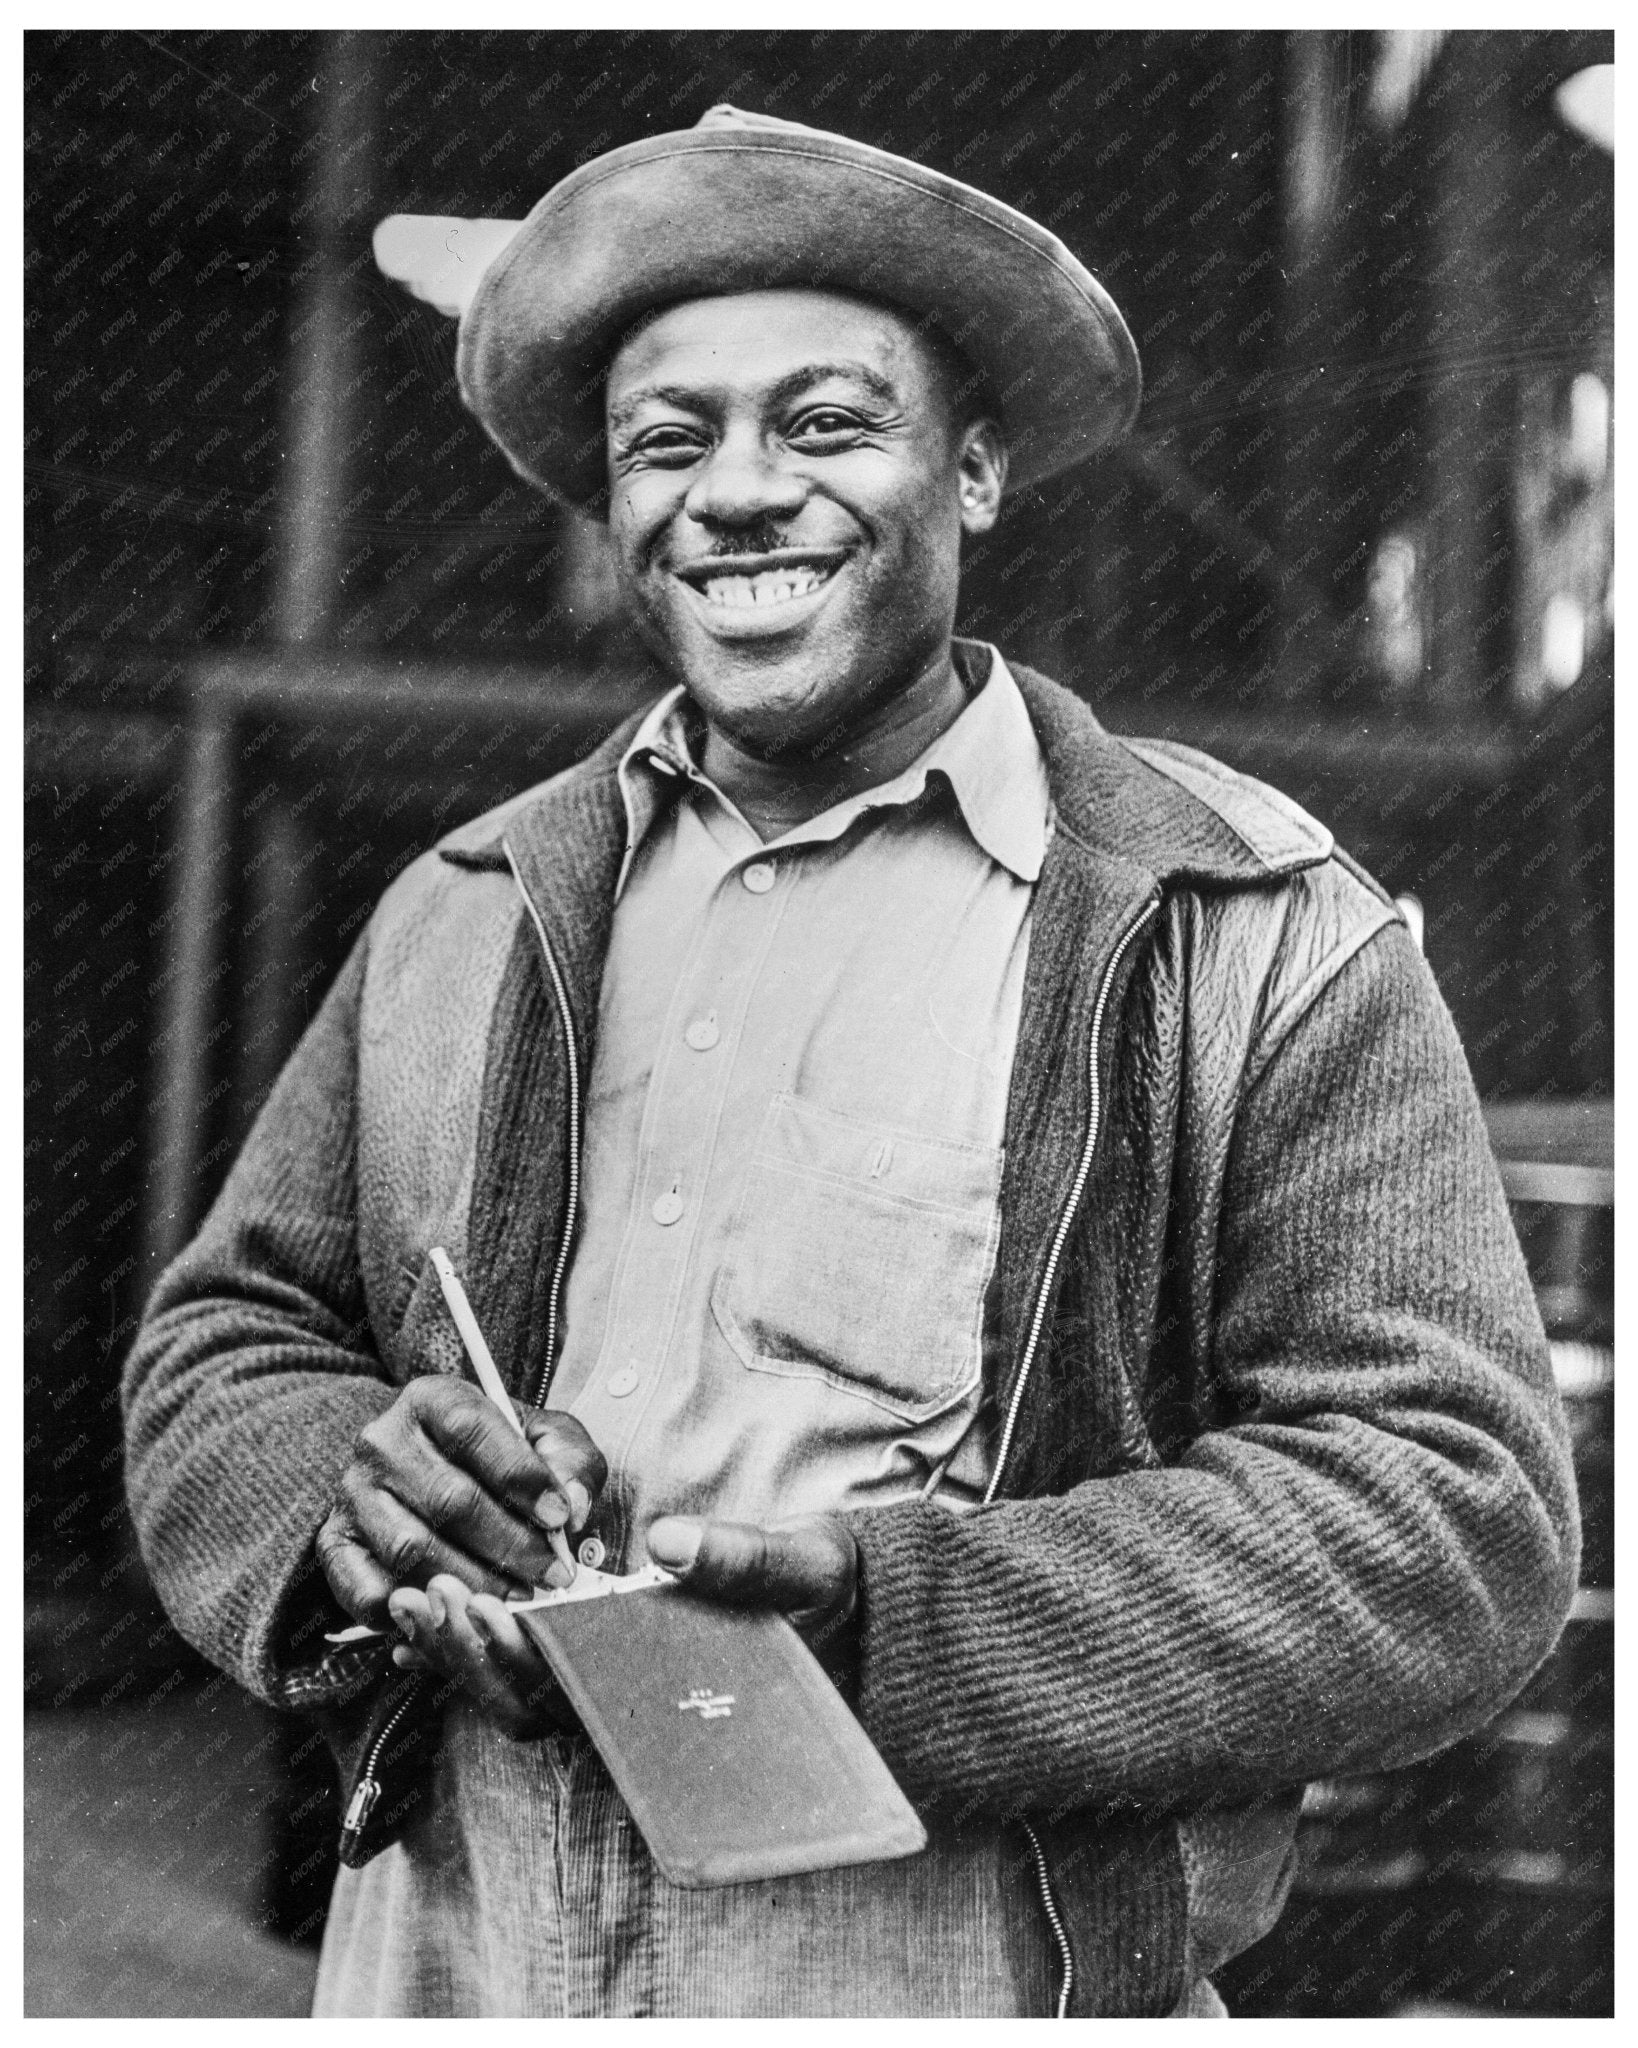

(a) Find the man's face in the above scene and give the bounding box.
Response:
[604,289,1003,761]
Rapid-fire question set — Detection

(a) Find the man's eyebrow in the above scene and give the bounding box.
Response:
[607,384,708,430]
[765,361,900,409]
[608,361,901,428]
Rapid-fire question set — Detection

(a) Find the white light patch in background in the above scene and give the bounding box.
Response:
[1364,530,1425,690]
[1366,30,1449,133]
[372,215,525,317]
[1541,593,1587,691]
[1566,373,1611,486]
[1554,65,1614,154]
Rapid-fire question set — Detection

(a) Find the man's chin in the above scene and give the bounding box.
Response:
[681,678,835,763]
[662,652,846,758]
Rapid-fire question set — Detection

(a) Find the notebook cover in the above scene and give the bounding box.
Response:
[516,1587,927,1888]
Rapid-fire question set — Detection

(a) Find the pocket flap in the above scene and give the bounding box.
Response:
[756,1094,1003,1213]
[710,1093,1002,1422]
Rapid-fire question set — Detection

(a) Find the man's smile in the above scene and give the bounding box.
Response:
[607,291,985,703]
[701,565,829,608]
[669,546,853,628]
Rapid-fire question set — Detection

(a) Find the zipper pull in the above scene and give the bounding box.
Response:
[340,1775,381,1850]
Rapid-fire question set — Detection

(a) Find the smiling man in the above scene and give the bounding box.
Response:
[603,289,1005,827]
[124,107,1578,2018]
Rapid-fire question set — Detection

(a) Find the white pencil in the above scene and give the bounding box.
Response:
[429,1244,576,1582]
[429,1246,525,1434]
[322,1246,578,1644]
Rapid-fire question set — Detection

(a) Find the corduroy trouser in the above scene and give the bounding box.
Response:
[313,1701,1226,2016]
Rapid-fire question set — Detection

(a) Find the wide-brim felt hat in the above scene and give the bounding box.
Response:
[456,105,1141,513]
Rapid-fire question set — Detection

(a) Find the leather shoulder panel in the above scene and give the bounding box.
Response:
[1239,857,1402,1095]
[1123,737,1334,874]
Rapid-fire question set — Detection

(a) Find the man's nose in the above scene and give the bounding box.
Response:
[683,427,806,530]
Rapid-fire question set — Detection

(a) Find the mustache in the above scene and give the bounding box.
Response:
[693,521,796,559]
[641,520,796,580]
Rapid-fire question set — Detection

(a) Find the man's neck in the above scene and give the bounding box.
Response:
[695,649,972,843]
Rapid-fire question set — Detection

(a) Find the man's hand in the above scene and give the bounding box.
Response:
[387,1576,570,1741]
[645,1512,860,1683]
[316,1378,607,1629]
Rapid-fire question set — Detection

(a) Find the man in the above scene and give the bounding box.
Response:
[123,107,1579,2018]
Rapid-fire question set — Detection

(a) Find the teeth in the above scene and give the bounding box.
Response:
[701,565,830,608]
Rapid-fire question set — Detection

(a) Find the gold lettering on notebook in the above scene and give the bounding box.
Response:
[678,1688,735,1720]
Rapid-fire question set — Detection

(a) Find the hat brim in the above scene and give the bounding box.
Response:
[457,125,1141,513]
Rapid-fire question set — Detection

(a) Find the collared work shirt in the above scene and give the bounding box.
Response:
[317,650,1090,2017]
[553,646,1051,1566]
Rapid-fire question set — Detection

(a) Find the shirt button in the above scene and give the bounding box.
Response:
[741,862,776,894]
[607,1364,641,1398]
[685,1013,720,1051]
[651,1188,685,1226]
[577,1536,608,1568]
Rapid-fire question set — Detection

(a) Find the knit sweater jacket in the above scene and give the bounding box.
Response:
[123,662,1580,2017]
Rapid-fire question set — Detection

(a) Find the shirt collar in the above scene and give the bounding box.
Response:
[616,642,1050,889]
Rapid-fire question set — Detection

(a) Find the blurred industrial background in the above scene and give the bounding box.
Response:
[25,28,1612,2017]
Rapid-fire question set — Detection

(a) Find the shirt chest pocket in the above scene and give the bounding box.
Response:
[710,1093,1004,1423]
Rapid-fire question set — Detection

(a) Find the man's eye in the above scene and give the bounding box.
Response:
[789,410,865,446]
[629,428,706,465]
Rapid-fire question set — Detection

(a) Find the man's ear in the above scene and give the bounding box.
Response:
[957,418,1008,535]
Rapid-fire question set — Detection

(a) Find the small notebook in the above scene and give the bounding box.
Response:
[516,1585,927,1888]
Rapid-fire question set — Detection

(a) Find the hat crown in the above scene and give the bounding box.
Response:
[694,103,823,138]
[455,105,1141,509]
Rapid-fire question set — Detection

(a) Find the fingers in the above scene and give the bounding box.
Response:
[520,1408,608,1534]
[646,1512,857,1625]
[398,1379,570,1527]
[386,1586,436,1671]
[469,1593,563,1702]
[351,1380,600,1589]
[353,1448,565,1592]
[316,1507,398,1627]
[388,1577,567,1740]
[342,1469,570,1603]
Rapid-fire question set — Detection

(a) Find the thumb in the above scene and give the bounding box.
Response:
[646,1514,854,1618]
[645,1515,707,1577]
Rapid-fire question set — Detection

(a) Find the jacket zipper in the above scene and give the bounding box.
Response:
[505,847,584,1409]
[1021,1819,1076,2019]
[339,1688,416,1857]
[983,896,1158,1506]
[984,893,1158,2021]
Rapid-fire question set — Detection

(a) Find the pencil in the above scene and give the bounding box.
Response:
[429,1244,577,1583]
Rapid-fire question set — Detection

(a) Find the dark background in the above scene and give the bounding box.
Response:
[25,28,1613,2017]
